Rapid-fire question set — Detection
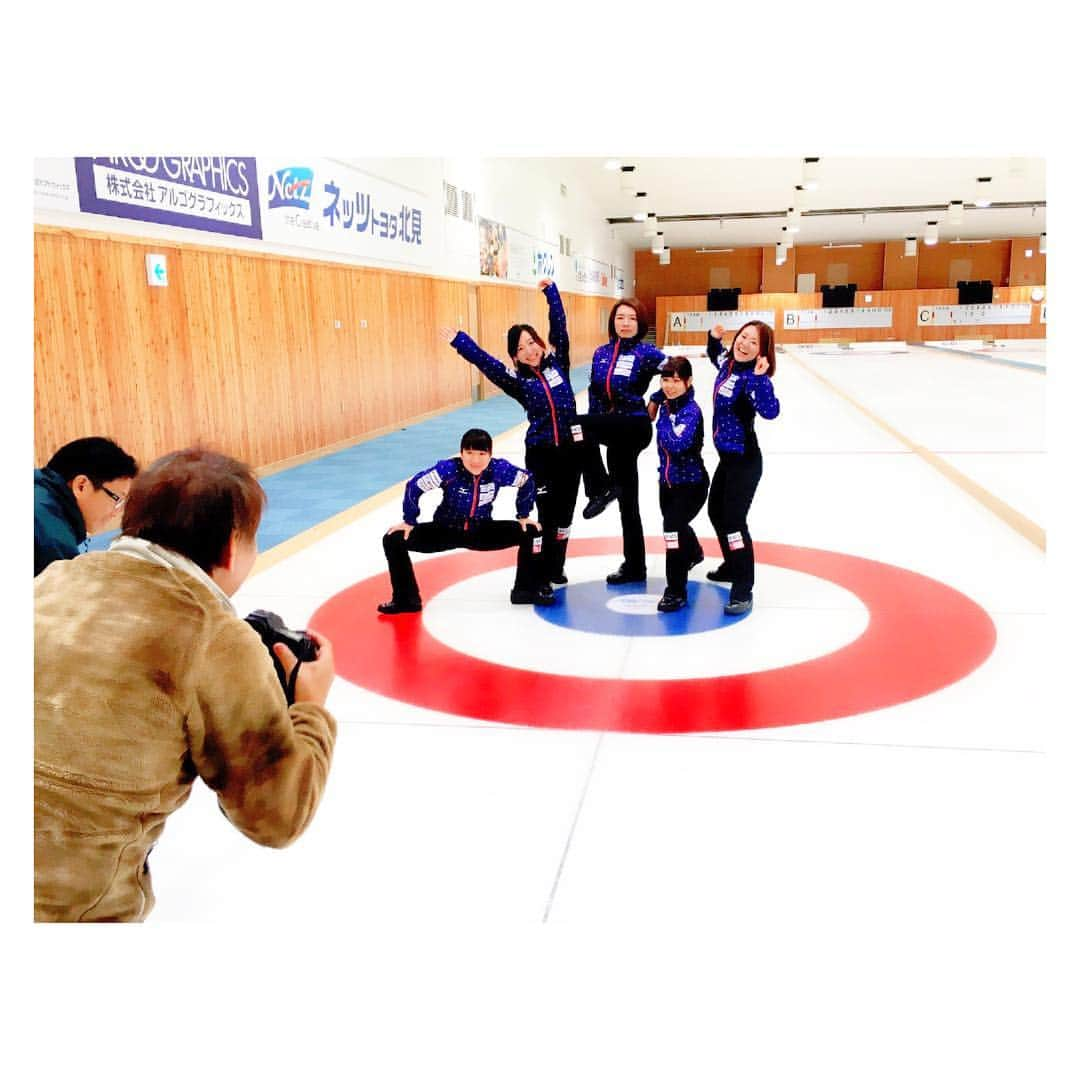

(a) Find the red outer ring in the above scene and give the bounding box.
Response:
[309,539,997,734]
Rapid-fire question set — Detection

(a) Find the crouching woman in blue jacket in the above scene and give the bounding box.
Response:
[647,357,707,613]
[705,320,780,616]
[377,428,553,614]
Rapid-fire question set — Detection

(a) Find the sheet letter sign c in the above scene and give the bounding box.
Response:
[146,253,168,287]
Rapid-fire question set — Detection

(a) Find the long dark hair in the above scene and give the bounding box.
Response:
[726,320,776,378]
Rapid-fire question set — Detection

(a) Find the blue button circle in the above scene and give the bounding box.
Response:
[535,577,749,636]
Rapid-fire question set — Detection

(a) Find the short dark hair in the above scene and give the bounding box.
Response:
[660,356,693,381]
[120,448,266,573]
[45,437,138,487]
[607,297,649,344]
[507,323,547,364]
[460,428,493,453]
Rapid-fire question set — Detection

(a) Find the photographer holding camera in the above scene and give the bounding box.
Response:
[34,447,337,922]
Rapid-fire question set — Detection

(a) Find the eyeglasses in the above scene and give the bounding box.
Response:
[100,484,127,510]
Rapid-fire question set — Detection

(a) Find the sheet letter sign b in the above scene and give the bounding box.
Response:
[146,253,168,287]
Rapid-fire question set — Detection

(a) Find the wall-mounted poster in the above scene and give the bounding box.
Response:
[74,157,262,239]
[260,159,433,267]
[478,217,509,278]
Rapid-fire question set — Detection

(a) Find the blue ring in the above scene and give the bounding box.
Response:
[535,577,749,637]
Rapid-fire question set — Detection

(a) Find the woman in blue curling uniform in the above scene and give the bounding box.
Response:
[704,320,780,615]
[646,356,707,613]
[441,279,588,588]
[579,297,668,585]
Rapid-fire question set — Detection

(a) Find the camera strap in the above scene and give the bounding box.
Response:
[287,661,302,705]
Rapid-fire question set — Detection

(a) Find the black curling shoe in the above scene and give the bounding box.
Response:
[687,545,705,573]
[377,599,422,615]
[548,574,568,587]
[582,486,619,520]
[606,563,647,586]
[511,588,556,606]
[724,595,753,616]
[706,564,730,582]
[657,590,687,613]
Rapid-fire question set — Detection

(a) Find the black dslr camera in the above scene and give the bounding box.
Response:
[244,609,319,704]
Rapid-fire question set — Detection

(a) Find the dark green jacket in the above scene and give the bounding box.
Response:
[34,468,86,577]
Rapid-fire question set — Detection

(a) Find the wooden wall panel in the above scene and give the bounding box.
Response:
[35,227,476,469]
[791,243,886,291]
[916,239,1011,288]
[883,240,918,290]
[634,247,764,322]
[1008,237,1046,286]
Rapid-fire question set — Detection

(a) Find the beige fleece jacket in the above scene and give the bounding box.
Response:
[34,543,336,922]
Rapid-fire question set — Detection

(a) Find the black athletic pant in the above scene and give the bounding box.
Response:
[383,520,544,604]
[707,444,763,603]
[578,413,653,573]
[525,442,582,580]
[659,480,708,595]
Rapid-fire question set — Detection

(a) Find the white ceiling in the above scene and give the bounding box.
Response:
[552,156,1046,250]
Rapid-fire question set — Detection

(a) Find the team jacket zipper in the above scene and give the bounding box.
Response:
[604,340,621,408]
[536,365,560,446]
[465,475,479,531]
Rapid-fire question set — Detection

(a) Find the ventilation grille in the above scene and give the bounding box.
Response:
[461,190,474,223]
[443,182,459,217]
[560,183,568,197]
[559,234,572,256]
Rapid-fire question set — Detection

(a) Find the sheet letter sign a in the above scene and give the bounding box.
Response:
[146,253,168,287]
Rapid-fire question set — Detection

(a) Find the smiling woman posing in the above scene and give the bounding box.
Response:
[441,278,589,587]
[704,320,780,615]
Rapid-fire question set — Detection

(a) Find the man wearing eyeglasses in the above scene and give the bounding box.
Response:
[34,437,139,576]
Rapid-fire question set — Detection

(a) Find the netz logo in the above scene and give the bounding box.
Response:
[267,166,314,210]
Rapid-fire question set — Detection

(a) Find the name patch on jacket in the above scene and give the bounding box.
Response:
[478,483,496,506]
[544,368,564,388]
[716,374,739,399]
[613,357,635,377]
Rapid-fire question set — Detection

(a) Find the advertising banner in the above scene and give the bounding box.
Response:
[572,254,615,295]
[260,159,433,267]
[74,157,262,239]
[477,218,557,284]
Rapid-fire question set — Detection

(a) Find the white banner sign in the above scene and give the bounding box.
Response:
[260,158,434,268]
[917,303,1032,326]
[782,307,894,330]
[34,158,79,212]
[669,310,776,332]
[572,255,617,295]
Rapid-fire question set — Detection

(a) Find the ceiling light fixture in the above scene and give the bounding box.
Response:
[802,157,820,191]
[1039,232,1046,254]
[619,166,636,194]
[947,200,964,226]
[651,232,664,255]
[974,177,993,208]
[924,221,939,246]
[775,241,786,266]
[947,238,992,245]
[659,248,671,266]
[604,159,621,171]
